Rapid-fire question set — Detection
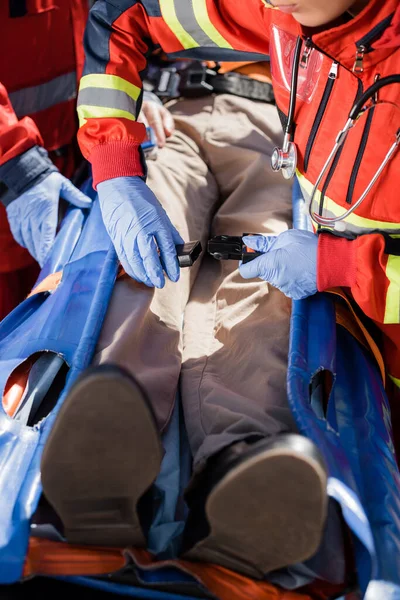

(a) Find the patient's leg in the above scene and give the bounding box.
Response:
[93,97,219,431]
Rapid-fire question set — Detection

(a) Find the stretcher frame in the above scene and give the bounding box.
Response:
[0,179,398,599]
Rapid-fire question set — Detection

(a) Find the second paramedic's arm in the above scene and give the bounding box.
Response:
[0,82,56,198]
[317,232,400,326]
[78,1,183,288]
[77,0,150,187]
[0,82,91,266]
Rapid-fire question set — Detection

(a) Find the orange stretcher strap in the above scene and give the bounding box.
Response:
[23,539,339,599]
[3,356,36,417]
[23,538,126,578]
[327,288,386,386]
[127,549,341,600]
[206,60,272,82]
[28,271,63,297]
[27,266,128,299]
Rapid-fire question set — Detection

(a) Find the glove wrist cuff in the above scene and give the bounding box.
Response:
[0,145,57,206]
[90,141,145,189]
[317,233,357,291]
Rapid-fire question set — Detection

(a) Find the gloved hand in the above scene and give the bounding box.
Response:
[239,230,318,300]
[97,176,184,288]
[6,171,92,267]
[139,98,174,148]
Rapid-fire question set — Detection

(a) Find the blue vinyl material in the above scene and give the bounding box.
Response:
[0,184,120,583]
[289,179,400,598]
[0,177,398,599]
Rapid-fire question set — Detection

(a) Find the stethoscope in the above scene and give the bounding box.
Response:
[270,36,400,228]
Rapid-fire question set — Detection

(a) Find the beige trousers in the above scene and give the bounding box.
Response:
[94,95,297,467]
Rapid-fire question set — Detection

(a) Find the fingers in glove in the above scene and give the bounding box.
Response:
[59,177,92,208]
[119,240,154,287]
[137,234,166,288]
[19,217,36,260]
[171,224,185,246]
[7,210,25,250]
[239,253,273,281]
[35,220,57,267]
[155,228,180,283]
[242,235,277,253]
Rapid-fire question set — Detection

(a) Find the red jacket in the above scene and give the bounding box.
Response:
[77,0,400,385]
[0,0,89,272]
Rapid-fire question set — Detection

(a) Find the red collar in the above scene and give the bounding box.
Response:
[308,0,399,71]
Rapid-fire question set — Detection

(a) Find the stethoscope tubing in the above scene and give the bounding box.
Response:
[283,36,303,151]
[308,76,400,227]
[271,35,400,229]
[350,75,400,119]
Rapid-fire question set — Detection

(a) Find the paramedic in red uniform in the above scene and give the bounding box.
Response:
[39,0,400,583]
[0,1,92,319]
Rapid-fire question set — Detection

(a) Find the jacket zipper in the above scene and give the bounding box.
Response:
[353,12,395,73]
[346,104,375,204]
[300,39,313,69]
[318,78,363,218]
[303,61,338,173]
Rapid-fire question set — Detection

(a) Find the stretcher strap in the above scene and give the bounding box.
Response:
[2,356,35,417]
[327,288,386,385]
[22,539,339,599]
[23,538,126,577]
[27,266,128,299]
[28,271,63,297]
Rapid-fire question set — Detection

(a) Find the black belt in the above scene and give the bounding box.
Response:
[154,64,275,104]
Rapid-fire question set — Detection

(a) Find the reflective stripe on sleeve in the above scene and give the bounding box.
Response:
[77,74,141,126]
[384,255,400,324]
[9,71,77,118]
[191,0,233,48]
[160,0,232,49]
[77,105,137,128]
[79,74,141,101]
[78,88,137,116]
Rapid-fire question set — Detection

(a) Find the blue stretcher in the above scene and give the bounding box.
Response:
[0,178,399,599]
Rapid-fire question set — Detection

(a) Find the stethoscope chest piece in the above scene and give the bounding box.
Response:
[271,141,297,179]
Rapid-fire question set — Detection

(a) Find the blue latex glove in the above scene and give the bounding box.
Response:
[6,171,92,267]
[97,176,184,288]
[239,230,318,300]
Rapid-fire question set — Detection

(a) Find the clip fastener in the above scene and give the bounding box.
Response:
[207,235,261,264]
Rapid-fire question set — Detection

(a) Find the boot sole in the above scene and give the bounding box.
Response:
[184,442,327,578]
[40,365,163,547]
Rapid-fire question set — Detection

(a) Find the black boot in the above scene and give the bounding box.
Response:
[182,434,328,579]
[40,364,163,547]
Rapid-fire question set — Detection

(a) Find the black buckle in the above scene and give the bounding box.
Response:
[208,236,243,261]
[154,67,181,99]
[178,64,216,97]
[207,235,262,264]
[154,64,217,100]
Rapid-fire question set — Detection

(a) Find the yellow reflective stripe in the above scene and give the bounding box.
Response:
[79,74,141,102]
[389,374,400,388]
[297,171,400,231]
[384,254,400,324]
[77,105,136,128]
[192,0,232,48]
[159,0,199,49]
